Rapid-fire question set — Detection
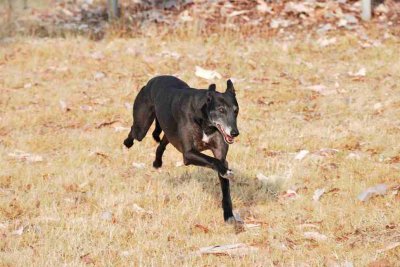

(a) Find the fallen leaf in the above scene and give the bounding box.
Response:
[313,188,325,201]
[24,83,32,89]
[327,188,340,194]
[90,51,104,60]
[376,3,389,14]
[376,242,400,254]
[314,148,339,157]
[114,126,130,132]
[80,105,93,111]
[12,226,24,236]
[244,223,261,230]
[270,18,292,28]
[373,102,383,110]
[195,66,222,80]
[198,243,258,257]
[120,250,132,257]
[194,224,210,233]
[347,152,363,160]
[256,0,272,14]
[387,155,400,164]
[256,173,282,185]
[284,2,312,14]
[95,120,120,129]
[303,231,328,242]
[92,97,110,105]
[94,71,106,80]
[256,173,269,181]
[297,223,320,230]
[132,162,145,169]
[305,85,335,95]
[295,150,309,160]
[59,100,70,112]
[179,10,193,22]
[282,189,298,199]
[80,253,95,265]
[317,37,337,47]
[228,10,249,17]
[317,23,333,33]
[358,184,387,202]
[348,67,366,77]
[337,261,354,267]
[100,211,112,221]
[368,259,392,267]
[132,203,153,215]
[159,50,181,59]
[89,151,109,160]
[8,150,43,162]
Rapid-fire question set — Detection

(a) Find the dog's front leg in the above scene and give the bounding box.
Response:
[212,147,235,222]
[183,150,229,176]
[218,175,235,221]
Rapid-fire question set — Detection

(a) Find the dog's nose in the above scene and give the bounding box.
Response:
[230,130,239,137]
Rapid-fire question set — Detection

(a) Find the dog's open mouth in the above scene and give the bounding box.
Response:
[216,124,234,144]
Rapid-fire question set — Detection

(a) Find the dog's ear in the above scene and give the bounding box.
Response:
[226,79,235,95]
[208,84,216,91]
[206,90,215,104]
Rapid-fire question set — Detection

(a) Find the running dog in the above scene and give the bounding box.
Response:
[124,75,240,222]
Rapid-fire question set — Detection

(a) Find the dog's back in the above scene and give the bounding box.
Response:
[147,75,190,94]
[124,76,195,148]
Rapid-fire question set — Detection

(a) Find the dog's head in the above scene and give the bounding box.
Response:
[205,80,239,144]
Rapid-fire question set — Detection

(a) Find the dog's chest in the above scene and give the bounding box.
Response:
[193,131,216,151]
[202,132,214,143]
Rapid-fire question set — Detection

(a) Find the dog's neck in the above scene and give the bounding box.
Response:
[196,119,217,135]
[195,104,217,135]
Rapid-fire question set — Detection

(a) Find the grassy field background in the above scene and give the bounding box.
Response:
[1,26,400,266]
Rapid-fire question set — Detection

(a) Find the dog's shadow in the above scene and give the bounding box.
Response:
[164,167,280,210]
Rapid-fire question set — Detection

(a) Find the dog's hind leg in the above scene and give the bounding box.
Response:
[152,119,162,143]
[124,87,155,148]
[153,135,169,168]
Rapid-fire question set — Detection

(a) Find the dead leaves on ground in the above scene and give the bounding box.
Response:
[15,0,400,40]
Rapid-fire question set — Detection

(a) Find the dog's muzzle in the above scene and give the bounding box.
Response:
[216,124,236,144]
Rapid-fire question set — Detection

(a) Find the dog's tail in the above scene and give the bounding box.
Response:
[152,119,162,143]
[123,86,145,149]
[124,85,156,149]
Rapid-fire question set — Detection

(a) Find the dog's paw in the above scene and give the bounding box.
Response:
[225,215,245,233]
[225,216,236,224]
[123,137,134,148]
[152,160,162,169]
[220,169,234,179]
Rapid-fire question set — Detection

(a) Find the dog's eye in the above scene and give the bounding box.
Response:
[218,107,225,113]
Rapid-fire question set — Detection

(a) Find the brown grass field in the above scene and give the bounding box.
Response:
[1,26,400,266]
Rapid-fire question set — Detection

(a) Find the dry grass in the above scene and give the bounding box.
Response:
[1,30,400,266]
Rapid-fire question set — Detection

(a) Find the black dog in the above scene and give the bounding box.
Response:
[124,75,240,223]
